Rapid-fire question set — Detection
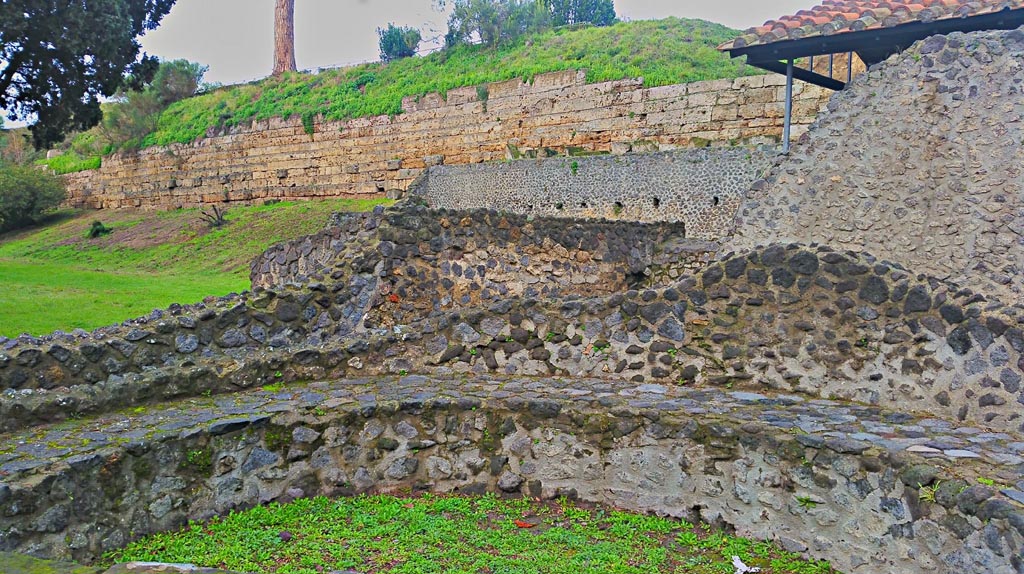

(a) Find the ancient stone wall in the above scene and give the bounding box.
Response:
[61,70,828,210]
[731,26,1024,301]
[1,375,1022,574]
[4,205,1022,437]
[410,148,772,237]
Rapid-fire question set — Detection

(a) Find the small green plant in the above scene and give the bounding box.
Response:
[87,220,113,239]
[569,160,579,175]
[399,369,409,376]
[300,111,316,136]
[918,482,939,503]
[476,85,490,103]
[184,448,212,472]
[796,496,819,510]
[199,205,228,228]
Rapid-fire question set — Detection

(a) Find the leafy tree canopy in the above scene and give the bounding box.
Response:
[445,0,616,48]
[378,24,422,62]
[0,0,177,149]
[546,0,615,27]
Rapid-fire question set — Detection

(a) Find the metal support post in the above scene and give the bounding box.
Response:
[783,58,794,153]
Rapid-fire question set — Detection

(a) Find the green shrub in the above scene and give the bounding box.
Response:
[87,221,113,238]
[36,152,102,174]
[0,164,66,232]
[378,24,422,62]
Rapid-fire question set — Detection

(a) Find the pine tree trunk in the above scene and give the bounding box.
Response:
[273,0,296,75]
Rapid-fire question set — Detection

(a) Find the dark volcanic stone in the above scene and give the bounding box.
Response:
[217,329,249,349]
[724,257,747,279]
[903,286,932,313]
[858,275,889,304]
[957,485,996,515]
[175,334,199,354]
[657,318,685,342]
[946,326,972,355]
[788,251,819,275]
[939,304,965,324]
[702,265,724,287]
[771,268,796,288]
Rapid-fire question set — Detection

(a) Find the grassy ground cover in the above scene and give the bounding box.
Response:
[109,493,836,574]
[146,18,754,148]
[0,198,389,337]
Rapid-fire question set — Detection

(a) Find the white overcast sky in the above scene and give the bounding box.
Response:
[139,0,810,86]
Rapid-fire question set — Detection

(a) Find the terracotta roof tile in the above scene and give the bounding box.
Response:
[720,0,1024,50]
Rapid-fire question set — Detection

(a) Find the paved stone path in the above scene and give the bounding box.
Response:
[2,375,1022,492]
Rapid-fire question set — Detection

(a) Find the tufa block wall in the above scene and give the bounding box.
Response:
[61,70,829,210]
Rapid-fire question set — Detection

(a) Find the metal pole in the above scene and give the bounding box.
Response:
[783,58,793,153]
[808,55,814,71]
[829,54,834,79]
[847,52,853,83]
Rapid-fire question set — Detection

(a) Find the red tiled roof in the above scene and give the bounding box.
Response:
[720,0,1024,50]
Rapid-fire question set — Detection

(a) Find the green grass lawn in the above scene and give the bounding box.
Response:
[0,198,389,337]
[109,493,836,574]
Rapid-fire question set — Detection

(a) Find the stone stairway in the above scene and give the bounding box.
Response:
[1,374,1022,574]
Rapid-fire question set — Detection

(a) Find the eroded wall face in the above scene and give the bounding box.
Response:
[731,27,1024,301]
[61,71,827,210]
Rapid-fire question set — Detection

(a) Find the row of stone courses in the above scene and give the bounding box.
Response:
[0,375,1022,573]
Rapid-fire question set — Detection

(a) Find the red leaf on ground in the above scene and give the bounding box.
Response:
[514,519,536,528]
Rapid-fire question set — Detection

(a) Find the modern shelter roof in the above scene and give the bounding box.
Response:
[720,0,1024,89]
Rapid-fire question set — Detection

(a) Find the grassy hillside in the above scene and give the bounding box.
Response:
[42,17,753,171]
[0,199,388,337]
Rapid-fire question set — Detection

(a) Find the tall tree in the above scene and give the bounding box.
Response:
[546,0,615,27]
[0,0,177,149]
[273,0,297,75]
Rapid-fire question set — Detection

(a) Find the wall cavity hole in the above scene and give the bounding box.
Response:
[653,197,661,208]
[555,203,564,210]
[712,196,720,206]
[613,201,624,214]
[580,202,588,208]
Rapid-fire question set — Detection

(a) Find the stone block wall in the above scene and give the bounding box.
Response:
[61,70,828,210]
[410,148,773,238]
